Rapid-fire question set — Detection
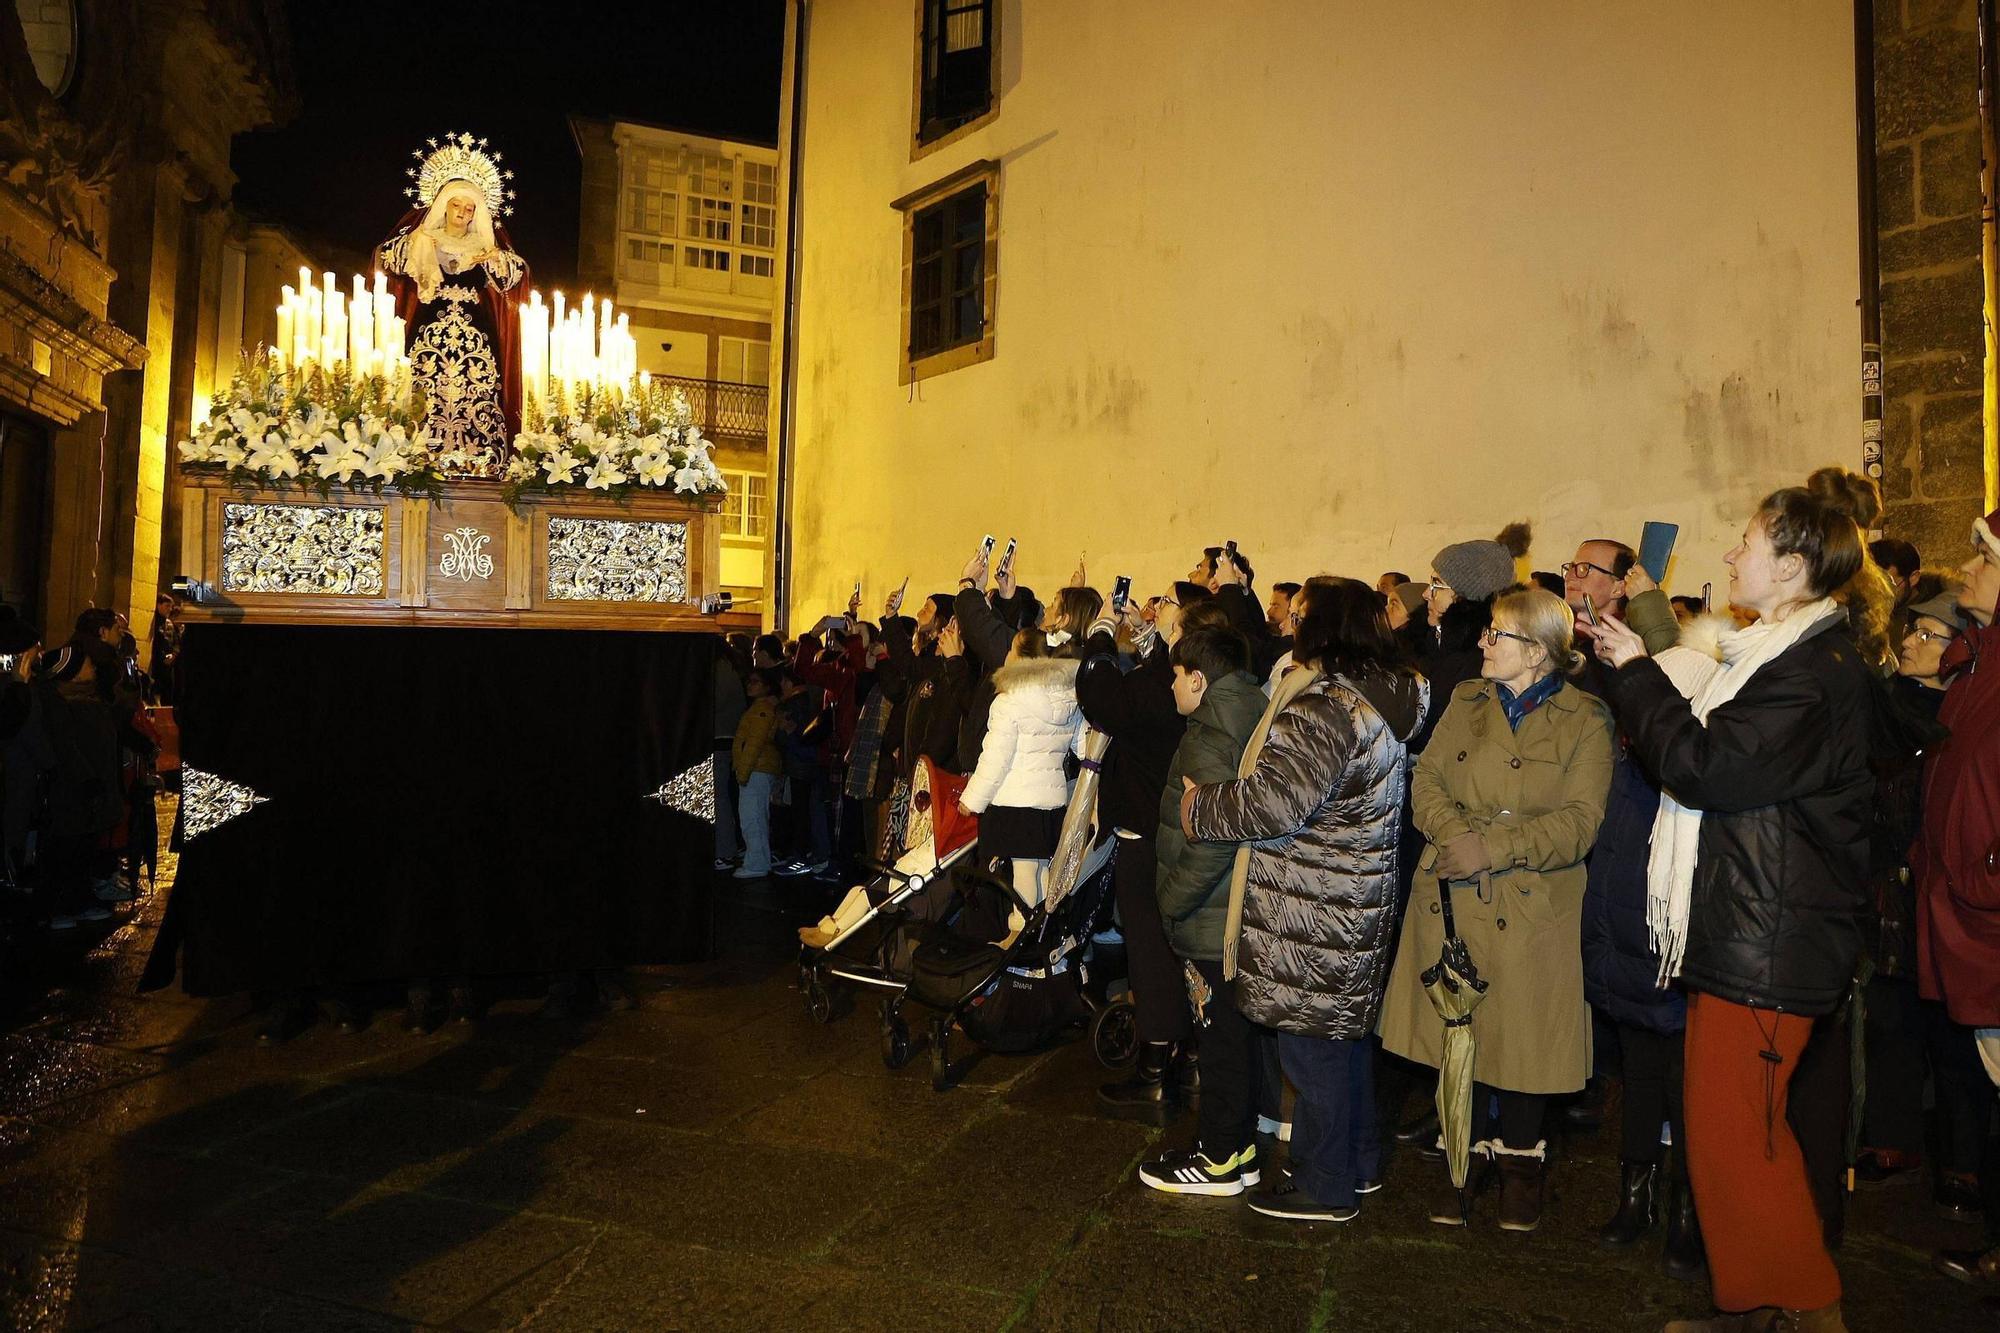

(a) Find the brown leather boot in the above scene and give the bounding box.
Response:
[1493,1140,1546,1233]
[1426,1141,1495,1227]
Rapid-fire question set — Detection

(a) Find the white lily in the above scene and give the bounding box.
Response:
[583,454,628,491]
[632,450,672,487]
[361,431,408,482]
[543,449,583,485]
[246,428,300,479]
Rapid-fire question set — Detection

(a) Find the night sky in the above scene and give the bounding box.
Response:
[232,0,787,288]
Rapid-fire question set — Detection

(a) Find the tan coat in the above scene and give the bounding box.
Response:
[1378,677,1615,1095]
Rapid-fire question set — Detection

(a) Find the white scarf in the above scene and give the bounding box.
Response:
[1645,598,1842,983]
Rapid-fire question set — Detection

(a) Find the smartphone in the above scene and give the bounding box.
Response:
[980,534,997,561]
[893,575,910,607]
[1225,540,1238,566]
[1582,593,1601,627]
[1638,521,1680,584]
[1111,575,1132,612]
[1000,537,1017,571]
[0,653,14,673]
[851,580,861,605]
[1702,582,1712,612]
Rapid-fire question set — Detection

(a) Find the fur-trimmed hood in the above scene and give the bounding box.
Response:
[990,656,1081,726]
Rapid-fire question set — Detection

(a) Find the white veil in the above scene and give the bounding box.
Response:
[403,180,498,303]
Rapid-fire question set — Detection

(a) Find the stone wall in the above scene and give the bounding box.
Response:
[1876,0,1990,559]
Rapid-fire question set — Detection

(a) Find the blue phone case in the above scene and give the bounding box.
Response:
[1638,522,1679,583]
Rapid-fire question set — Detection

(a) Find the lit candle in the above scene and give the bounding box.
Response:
[276,287,294,368]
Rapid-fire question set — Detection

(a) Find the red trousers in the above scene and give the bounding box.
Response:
[1684,992,1841,1313]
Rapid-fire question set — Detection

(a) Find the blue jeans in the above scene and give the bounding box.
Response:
[1279,1032,1380,1208]
[738,771,776,875]
[714,750,740,861]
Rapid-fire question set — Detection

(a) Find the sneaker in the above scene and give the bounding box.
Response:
[1248,1182,1359,1223]
[47,915,80,931]
[713,856,739,872]
[1936,1171,1984,1223]
[778,860,828,879]
[92,876,134,904]
[77,905,113,923]
[732,866,771,880]
[1356,1177,1384,1195]
[772,859,808,877]
[1139,1146,1257,1197]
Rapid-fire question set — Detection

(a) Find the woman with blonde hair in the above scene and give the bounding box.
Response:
[1379,585,1615,1234]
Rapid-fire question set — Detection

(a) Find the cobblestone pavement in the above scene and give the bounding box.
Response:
[0,808,1994,1330]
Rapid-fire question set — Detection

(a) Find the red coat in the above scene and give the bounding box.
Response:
[1914,600,2000,1026]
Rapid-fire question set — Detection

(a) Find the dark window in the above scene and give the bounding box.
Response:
[919,0,993,143]
[909,183,987,359]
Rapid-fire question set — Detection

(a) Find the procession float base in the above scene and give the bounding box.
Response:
[175,473,727,631]
[143,621,719,997]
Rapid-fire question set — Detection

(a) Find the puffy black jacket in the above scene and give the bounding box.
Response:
[1580,747,1684,1033]
[1075,632,1184,838]
[1606,617,1877,1016]
[1864,675,1948,977]
[1190,667,1428,1038]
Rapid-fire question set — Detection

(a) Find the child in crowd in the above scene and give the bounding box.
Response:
[1138,626,1270,1196]
[731,668,783,880]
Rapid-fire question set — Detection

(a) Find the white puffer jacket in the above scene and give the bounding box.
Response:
[962,657,1084,813]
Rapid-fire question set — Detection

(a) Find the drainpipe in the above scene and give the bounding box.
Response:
[770,0,810,633]
[1856,0,1885,502]
[1982,0,1999,512]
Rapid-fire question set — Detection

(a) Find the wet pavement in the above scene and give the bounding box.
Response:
[0,804,1994,1331]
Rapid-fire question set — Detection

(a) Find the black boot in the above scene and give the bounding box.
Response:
[1597,1160,1658,1248]
[1099,1041,1176,1114]
[1177,1045,1201,1099]
[1395,1108,1441,1147]
[1662,1171,1707,1283]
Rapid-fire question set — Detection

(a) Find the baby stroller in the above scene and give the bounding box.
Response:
[905,729,1125,1091]
[798,759,983,1069]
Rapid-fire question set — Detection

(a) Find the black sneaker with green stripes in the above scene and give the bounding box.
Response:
[1138,1144,1261,1196]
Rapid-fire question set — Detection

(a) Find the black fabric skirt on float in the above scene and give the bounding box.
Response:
[145,624,718,996]
[975,803,1066,861]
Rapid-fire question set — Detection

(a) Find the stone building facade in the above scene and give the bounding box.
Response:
[0,0,293,651]
[1875,0,1992,558]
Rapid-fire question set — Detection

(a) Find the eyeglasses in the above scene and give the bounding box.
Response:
[1561,561,1618,580]
[1425,579,1453,598]
[1911,627,1956,645]
[1480,627,1537,648]
[1160,596,1180,609]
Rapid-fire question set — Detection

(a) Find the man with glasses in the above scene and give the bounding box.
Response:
[1561,540,1637,629]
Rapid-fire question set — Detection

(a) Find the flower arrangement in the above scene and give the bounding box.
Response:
[177,350,729,507]
[502,379,727,504]
[177,348,444,500]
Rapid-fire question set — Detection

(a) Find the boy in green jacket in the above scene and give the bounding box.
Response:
[1139,626,1272,1197]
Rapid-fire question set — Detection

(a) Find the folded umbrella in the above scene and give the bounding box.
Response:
[1420,873,1490,1209]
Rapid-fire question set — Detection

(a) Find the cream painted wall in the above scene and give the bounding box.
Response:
[786,0,1861,619]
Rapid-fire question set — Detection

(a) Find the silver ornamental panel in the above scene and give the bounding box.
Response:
[180,764,270,840]
[220,503,386,596]
[644,758,715,823]
[546,517,688,603]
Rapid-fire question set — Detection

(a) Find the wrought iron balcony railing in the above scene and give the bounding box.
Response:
[657,375,769,441]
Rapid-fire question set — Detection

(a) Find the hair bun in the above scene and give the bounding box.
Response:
[1804,466,1882,531]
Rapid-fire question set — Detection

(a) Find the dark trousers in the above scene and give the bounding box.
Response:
[1280,1032,1380,1208]
[1473,1084,1547,1150]
[1618,1022,1687,1179]
[1189,957,1261,1159]
[1114,836,1188,1044]
[1787,1011,1851,1246]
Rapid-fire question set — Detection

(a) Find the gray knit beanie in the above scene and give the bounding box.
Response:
[1431,539,1516,602]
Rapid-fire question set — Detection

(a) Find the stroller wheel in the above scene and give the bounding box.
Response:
[803,969,836,1024]
[880,1004,915,1070]
[931,1018,955,1092]
[1090,997,1140,1070]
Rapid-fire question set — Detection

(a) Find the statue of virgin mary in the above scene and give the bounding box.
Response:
[376,133,528,478]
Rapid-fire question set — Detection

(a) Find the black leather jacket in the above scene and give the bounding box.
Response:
[1605,617,1877,1015]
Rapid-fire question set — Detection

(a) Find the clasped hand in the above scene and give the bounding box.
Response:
[1433,832,1492,881]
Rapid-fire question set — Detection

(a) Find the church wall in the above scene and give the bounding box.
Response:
[784,0,1865,619]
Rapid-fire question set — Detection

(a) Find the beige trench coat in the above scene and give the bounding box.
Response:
[1377,677,1615,1095]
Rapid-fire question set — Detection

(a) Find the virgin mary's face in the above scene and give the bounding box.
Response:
[445,195,476,235]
